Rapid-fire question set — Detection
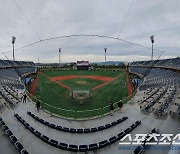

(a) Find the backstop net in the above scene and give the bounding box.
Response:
[71,90,92,104]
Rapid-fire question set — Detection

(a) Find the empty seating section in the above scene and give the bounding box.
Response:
[0,59,35,68]
[0,60,36,89]
[130,57,180,69]
[0,68,23,88]
[14,113,141,152]
[27,111,128,133]
[0,117,29,154]
[139,86,175,113]
[139,69,180,90]
[0,86,20,106]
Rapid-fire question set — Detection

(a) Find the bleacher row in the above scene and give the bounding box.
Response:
[139,86,176,115]
[0,59,34,68]
[0,86,19,106]
[0,117,29,154]
[0,60,36,89]
[27,111,128,133]
[14,113,141,152]
[131,57,180,69]
[136,69,180,90]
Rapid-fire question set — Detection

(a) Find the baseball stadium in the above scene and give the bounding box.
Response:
[0,1,180,154]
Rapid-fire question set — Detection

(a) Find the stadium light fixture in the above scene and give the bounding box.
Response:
[59,48,61,66]
[150,35,154,61]
[104,48,107,67]
[12,36,16,61]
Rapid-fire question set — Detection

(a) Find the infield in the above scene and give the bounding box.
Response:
[34,70,128,114]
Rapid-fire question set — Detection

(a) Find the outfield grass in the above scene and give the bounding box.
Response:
[35,70,128,113]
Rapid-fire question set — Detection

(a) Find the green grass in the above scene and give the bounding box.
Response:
[35,70,128,117]
[61,78,104,91]
[43,70,121,77]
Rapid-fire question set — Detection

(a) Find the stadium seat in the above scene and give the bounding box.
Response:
[84,128,90,133]
[2,125,9,131]
[70,128,76,133]
[58,143,68,150]
[49,139,58,147]
[38,118,44,123]
[43,121,50,126]
[122,116,128,121]
[109,136,118,144]
[62,127,70,132]
[135,120,141,126]
[90,127,97,132]
[68,144,78,152]
[19,118,25,124]
[10,135,18,143]
[24,122,30,128]
[98,126,105,131]
[76,128,83,133]
[116,118,123,124]
[15,141,24,152]
[111,121,117,126]
[98,140,109,149]
[130,124,136,129]
[56,125,62,131]
[40,135,49,143]
[89,143,99,151]
[79,145,88,152]
[124,127,132,134]
[28,126,35,133]
[5,129,13,137]
[105,124,112,129]
[21,149,29,154]
[33,130,42,138]
[0,120,5,126]
[117,132,125,140]
[49,123,56,129]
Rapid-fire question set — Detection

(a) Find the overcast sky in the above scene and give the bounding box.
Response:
[0,0,180,63]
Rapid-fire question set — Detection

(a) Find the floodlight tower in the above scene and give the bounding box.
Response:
[150,35,154,61]
[59,48,61,66]
[12,36,16,61]
[104,48,107,67]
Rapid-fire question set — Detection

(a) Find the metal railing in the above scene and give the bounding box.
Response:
[26,90,136,120]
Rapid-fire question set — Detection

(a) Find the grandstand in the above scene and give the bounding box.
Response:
[0,58,179,154]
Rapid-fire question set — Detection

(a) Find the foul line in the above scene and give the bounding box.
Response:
[93,72,126,90]
[40,72,72,91]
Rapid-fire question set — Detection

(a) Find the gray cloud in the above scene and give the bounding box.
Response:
[0,0,179,63]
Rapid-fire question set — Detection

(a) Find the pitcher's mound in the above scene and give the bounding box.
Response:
[77,81,87,85]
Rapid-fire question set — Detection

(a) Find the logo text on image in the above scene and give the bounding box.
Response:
[119,134,180,145]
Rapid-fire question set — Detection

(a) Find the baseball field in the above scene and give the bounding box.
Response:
[33,70,129,115]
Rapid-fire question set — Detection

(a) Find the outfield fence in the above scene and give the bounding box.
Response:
[26,90,136,120]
